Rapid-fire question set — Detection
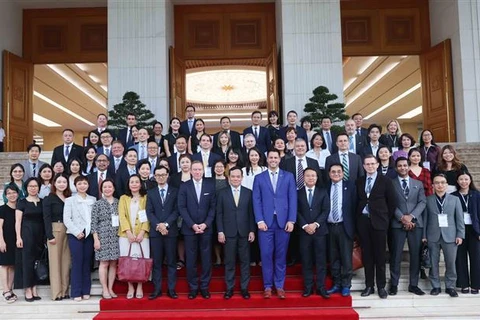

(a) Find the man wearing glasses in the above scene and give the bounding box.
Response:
[87,154,113,200]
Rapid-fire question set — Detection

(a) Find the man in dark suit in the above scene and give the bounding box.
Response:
[87,154,114,199]
[179,105,197,138]
[178,161,216,299]
[297,167,330,298]
[360,124,384,159]
[320,116,337,154]
[97,130,114,157]
[326,163,357,297]
[115,149,138,197]
[278,110,309,146]
[94,113,109,135]
[213,116,242,150]
[146,141,162,176]
[253,149,297,299]
[146,166,179,300]
[243,111,271,153]
[108,140,126,174]
[325,133,364,183]
[216,167,255,299]
[191,134,222,178]
[345,119,367,155]
[389,157,426,296]
[51,129,84,167]
[117,113,137,148]
[167,135,188,173]
[356,155,396,299]
[352,113,369,138]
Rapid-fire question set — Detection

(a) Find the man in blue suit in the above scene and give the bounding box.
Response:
[243,111,271,153]
[178,160,216,299]
[253,149,297,299]
[179,105,197,138]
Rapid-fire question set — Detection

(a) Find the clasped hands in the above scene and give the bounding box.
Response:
[303,223,318,235]
[401,214,416,231]
[192,223,207,234]
[257,221,294,233]
[156,223,169,236]
[126,230,144,243]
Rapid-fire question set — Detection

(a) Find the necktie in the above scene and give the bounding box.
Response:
[65,145,70,158]
[357,128,361,136]
[105,148,110,157]
[297,159,304,190]
[308,188,313,207]
[202,153,208,169]
[188,120,193,133]
[195,182,201,202]
[402,179,410,197]
[150,158,156,175]
[98,172,104,198]
[254,127,258,139]
[233,189,239,207]
[349,136,354,152]
[140,145,146,159]
[32,163,37,177]
[332,184,339,222]
[325,132,332,152]
[115,158,120,171]
[160,188,165,204]
[342,153,349,181]
[366,177,372,194]
[271,172,277,193]
[129,168,136,175]
[127,127,133,145]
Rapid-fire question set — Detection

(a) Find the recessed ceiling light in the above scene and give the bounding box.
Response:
[197,112,267,117]
[34,91,95,126]
[357,56,379,75]
[33,113,61,127]
[398,106,423,119]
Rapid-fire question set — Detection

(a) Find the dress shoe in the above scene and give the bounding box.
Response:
[148,291,162,300]
[316,288,330,299]
[263,288,272,299]
[388,285,398,296]
[224,289,234,299]
[277,288,286,299]
[408,286,425,296]
[378,288,388,299]
[241,290,250,299]
[471,289,479,294]
[430,288,441,296]
[33,296,41,301]
[167,290,178,299]
[25,296,35,302]
[188,290,197,299]
[361,287,375,297]
[341,287,351,297]
[287,259,297,267]
[54,297,63,301]
[445,288,458,297]
[200,289,211,299]
[327,285,341,295]
[63,295,70,299]
[461,288,470,294]
[302,288,313,297]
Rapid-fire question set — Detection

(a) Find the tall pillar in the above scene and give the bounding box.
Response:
[275,0,343,122]
[0,1,22,118]
[108,0,174,124]
[430,0,480,142]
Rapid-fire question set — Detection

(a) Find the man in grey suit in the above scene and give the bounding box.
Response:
[22,143,47,181]
[388,157,426,296]
[325,133,364,183]
[423,173,465,297]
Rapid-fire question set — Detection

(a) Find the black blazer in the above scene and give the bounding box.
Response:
[179,119,197,138]
[350,134,367,155]
[216,186,255,238]
[360,143,386,159]
[108,156,127,174]
[379,134,401,152]
[114,166,136,197]
[279,125,309,146]
[356,174,397,231]
[297,186,330,236]
[117,127,135,149]
[243,126,271,153]
[146,186,179,237]
[280,156,324,188]
[167,153,181,173]
[213,130,242,150]
[320,131,338,154]
[87,170,115,200]
[178,178,216,235]
[191,152,222,168]
[325,152,364,182]
[51,144,84,166]
[328,180,357,239]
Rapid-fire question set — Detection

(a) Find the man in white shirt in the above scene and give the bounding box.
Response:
[98,130,114,157]
[51,129,84,166]
[360,124,385,159]
[109,140,125,174]
[147,141,161,175]
[132,128,150,160]
[320,116,337,154]
[345,119,366,155]
[96,113,108,134]
[167,135,188,173]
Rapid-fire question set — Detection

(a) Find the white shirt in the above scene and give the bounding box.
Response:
[370,142,380,157]
[328,180,343,223]
[306,148,330,169]
[241,166,267,190]
[0,128,5,142]
[302,186,320,229]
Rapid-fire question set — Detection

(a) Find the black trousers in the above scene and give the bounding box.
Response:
[184,233,212,291]
[456,225,480,289]
[328,223,353,288]
[389,227,422,286]
[224,236,250,291]
[150,236,177,292]
[299,232,327,290]
[357,215,387,288]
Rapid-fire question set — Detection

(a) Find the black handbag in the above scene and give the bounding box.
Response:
[421,242,431,269]
[34,244,49,281]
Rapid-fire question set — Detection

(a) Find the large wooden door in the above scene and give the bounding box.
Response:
[2,51,34,151]
[420,39,455,142]
[169,47,186,120]
[266,44,279,114]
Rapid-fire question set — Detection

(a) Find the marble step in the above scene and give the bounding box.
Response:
[355,305,480,319]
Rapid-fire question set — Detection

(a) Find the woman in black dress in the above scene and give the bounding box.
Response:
[137,159,156,191]
[163,117,181,157]
[15,177,45,302]
[0,184,20,303]
[83,146,97,176]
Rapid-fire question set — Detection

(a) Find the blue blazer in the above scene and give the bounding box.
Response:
[243,126,271,153]
[146,186,179,238]
[252,169,297,228]
[452,190,480,237]
[178,178,216,235]
[328,180,357,240]
[191,152,222,168]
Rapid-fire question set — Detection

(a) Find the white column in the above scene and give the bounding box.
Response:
[430,0,480,142]
[108,0,174,124]
[275,0,343,122]
[0,1,22,117]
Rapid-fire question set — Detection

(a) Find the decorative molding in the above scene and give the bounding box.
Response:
[38,25,67,53]
[80,24,107,51]
[230,19,261,48]
[189,20,220,49]
[343,17,371,44]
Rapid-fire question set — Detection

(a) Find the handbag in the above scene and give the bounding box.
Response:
[421,242,431,269]
[352,240,363,271]
[34,244,49,281]
[117,242,153,283]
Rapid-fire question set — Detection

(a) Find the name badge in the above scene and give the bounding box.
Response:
[138,210,148,223]
[423,161,431,171]
[438,214,449,228]
[464,212,473,225]
[392,147,399,153]
[205,167,212,178]
[111,215,119,227]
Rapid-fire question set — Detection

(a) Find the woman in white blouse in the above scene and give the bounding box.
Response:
[63,175,96,302]
[241,147,267,190]
[306,133,331,169]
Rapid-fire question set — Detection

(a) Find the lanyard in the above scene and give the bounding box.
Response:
[460,193,469,211]
[424,146,431,156]
[389,135,397,145]
[436,196,446,214]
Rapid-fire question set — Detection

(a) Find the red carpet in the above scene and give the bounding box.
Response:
[94,265,359,320]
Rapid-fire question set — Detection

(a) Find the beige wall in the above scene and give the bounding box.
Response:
[40,131,89,151]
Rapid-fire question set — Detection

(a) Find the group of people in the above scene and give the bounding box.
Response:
[0,107,478,304]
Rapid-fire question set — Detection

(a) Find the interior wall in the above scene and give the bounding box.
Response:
[40,131,89,151]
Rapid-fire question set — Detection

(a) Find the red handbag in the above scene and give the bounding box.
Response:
[117,243,153,283]
[352,240,363,271]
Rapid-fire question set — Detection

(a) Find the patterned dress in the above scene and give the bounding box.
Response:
[91,198,120,261]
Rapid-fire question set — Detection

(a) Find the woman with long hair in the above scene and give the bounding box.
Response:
[169,154,192,189]
[67,158,82,195]
[3,163,26,203]
[82,146,97,176]
[148,121,165,157]
[137,159,156,191]
[452,171,480,294]
[285,127,297,157]
[242,147,267,190]
[15,177,44,302]
[118,174,150,299]
[0,184,20,303]
[43,173,72,300]
[434,144,468,193]
[225,147,244,174]
[379,120,402,152]
[306,133,331,170]
[376,146,397,179]
[408,148,433,196]
[188,119,206,154]
[164,117,181,157]
[266,110,281,143]
[38,164,53,199]
[301,118,315,143]
[92,178,120,299]
[273,138,288,160]
[419,129,441,172]
[87,131,102,149]
[63,175,96,301]
[212,130,231,161]
[393,133,416,160]
[52,161,65,175]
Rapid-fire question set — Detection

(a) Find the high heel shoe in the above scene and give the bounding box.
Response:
[126,292,134,299]
[25,296,35,302]
[135,291,144,299]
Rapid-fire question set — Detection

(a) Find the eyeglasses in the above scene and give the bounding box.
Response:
[433,181,447,185]
[96,159,109,163]
[148,147,158,150]
[155,174,168,178]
